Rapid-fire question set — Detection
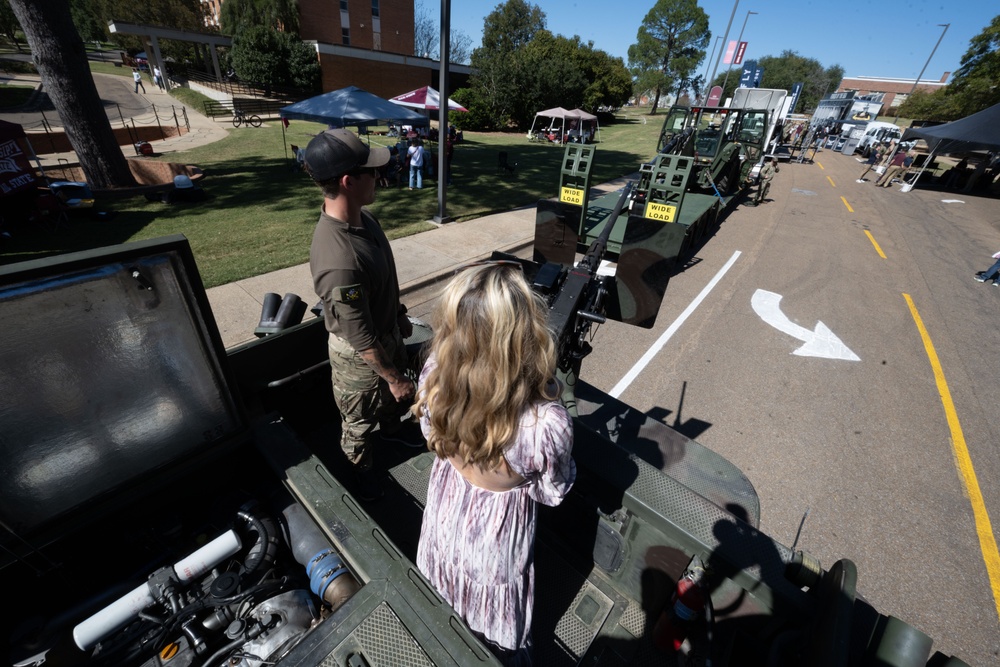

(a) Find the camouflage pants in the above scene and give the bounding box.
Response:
[328,330,410,470]
[755,179,771,203]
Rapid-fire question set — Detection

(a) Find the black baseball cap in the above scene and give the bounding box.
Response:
[304,129,390,181]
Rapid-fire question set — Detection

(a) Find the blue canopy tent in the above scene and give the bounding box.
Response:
[279,86,430,162]
[280,86,429,128]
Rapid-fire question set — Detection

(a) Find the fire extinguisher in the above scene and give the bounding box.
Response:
[653,557,707,652]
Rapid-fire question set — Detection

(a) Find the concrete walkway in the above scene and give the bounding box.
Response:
[0,70,231,168]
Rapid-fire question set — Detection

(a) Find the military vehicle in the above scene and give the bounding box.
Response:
[1,195,971,665]
[542,93,786,284]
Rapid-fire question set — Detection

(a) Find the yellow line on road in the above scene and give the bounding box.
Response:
[816,161,825,170]
[904,293,1000,623]
[827,175,836,188]
[865,230,887,258]
[841,196,854,213]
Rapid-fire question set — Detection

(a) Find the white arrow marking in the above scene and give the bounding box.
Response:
[751,289,860,361]
[941,199,965,204]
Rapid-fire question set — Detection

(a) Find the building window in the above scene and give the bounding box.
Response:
[371,0,379,18]
[891,93,908,108]
[340,0,348,10]
[342,28,350,45]
[373,31,381,51]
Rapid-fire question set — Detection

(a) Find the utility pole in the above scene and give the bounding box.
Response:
[708,0,740,91]
[895,23,949,119]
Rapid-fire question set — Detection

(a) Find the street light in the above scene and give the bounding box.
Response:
[895,23,949,118]
[721,10,758,100]
[708,0,740,94]
[701,36,722,103]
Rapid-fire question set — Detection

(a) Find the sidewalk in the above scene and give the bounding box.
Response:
[1,71,231,167]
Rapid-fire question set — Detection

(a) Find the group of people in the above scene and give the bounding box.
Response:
[131,65,166,94]
[857,140,914,187]
[304,129,572,665]
[376,126,457,189]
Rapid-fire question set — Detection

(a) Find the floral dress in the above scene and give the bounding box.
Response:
[415,360,575,665]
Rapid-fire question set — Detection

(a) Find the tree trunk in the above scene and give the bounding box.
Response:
[8,0,137,189]
[650,86,662,115]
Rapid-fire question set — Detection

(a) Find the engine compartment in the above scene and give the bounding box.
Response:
[7,444,359,667]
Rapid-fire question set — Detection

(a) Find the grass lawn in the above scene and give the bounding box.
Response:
[0,83,34,108]
[1,100,666,288]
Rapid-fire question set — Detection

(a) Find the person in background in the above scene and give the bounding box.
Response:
[746,156,776,206]
[857,142,887,183]
[415,262,575,667]
[305,129,423,502]
[876,148,908,187]
[132,68,146,94]
[973,250,1000,286]
[407,137,424,190]
[153,65,165,90]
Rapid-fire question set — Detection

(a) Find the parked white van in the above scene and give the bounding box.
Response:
[856,121,902,156]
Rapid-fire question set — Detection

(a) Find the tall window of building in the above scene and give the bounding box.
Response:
[371,0,379,18]
[342,28,350,45]
[373,32,381,50]
[340,0,348,9]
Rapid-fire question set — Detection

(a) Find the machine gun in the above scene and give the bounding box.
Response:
[490,181,684,413]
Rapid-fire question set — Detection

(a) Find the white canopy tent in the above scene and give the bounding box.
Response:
[528,106,601,143]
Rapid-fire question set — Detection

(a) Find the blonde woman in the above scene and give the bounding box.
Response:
[415,262,575,666]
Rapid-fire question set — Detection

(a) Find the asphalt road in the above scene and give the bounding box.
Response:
[583,152,999,665]
[407,150,1000,664]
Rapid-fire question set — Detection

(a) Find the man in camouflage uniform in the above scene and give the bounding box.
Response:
[307,129,421,501]
[746,156,776,206]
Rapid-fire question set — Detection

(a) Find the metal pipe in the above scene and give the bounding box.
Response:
[435,0,453,224]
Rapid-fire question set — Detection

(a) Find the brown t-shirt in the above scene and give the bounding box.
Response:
[310,208,401,351]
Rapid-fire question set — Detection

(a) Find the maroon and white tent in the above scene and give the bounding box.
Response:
[389,86,467,112]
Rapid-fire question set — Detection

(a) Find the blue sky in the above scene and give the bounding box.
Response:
[447,0,997,83]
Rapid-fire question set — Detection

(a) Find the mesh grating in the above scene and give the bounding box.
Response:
[618,599,647,638]
[535,539,614,666]
[390,453,434,506]
[323,602,434,667]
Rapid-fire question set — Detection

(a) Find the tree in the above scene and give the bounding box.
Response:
[947,14,1000,116]
[69,0,106,43]
[1,0,25,51]
[229,25,319,91]
[627,0,709,114]
[577,44,632,112]
[712,50,843,113]
[7,0,136,188]
[219,0,299,35]
[467,0,546,130]
[413,1,475,64]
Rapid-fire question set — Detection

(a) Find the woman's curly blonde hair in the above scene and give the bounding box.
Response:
[414,262,557,469]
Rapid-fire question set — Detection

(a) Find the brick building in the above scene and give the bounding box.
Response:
[836,72,951,111]
[202,0,469,99]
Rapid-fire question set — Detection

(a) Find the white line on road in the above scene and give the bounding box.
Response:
[610,250,741,399]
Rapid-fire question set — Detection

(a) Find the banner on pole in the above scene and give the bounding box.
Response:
[723,40,737,65]
[734,41,748,65]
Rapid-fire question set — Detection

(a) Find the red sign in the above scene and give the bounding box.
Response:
[723,40,737,65]
[734,41,748,65]
[707,86,723,108]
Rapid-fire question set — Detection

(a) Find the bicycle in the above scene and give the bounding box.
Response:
[232,109,262,128]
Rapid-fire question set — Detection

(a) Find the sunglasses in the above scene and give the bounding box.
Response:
[348,166,379,178]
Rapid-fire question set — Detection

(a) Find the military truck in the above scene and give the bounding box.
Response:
[0,221,971,666]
